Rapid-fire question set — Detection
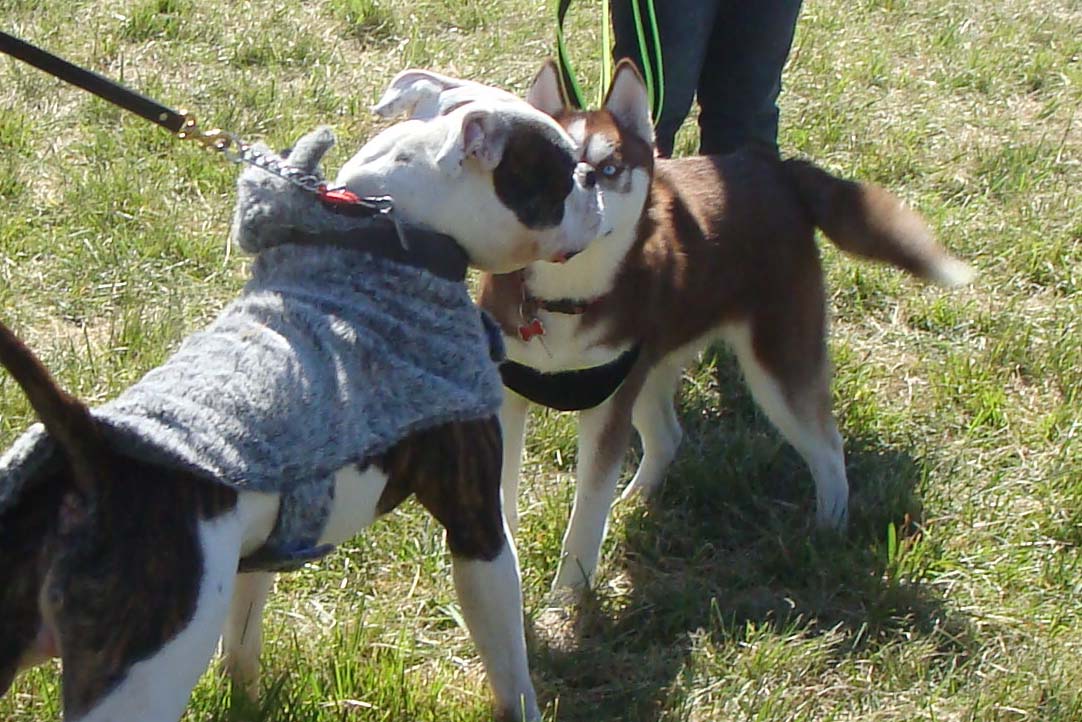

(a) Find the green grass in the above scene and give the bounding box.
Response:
[1,0,1080,720]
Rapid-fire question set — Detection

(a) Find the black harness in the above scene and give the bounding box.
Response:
[500,270,642,411]
[499,345,641,412]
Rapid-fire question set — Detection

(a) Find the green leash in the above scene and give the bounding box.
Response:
[555,0,664,123]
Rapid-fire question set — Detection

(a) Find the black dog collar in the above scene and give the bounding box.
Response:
[285,219,468,283]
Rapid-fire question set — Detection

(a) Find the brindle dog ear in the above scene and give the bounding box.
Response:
[0,319,102,497]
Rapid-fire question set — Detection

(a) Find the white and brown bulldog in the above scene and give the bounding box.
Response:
[478,60,975,593]
[0,71,608,722]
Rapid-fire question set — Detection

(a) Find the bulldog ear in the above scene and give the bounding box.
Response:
[373,69,454,120]
[436,108,509,173]
[374,68,522,121]
[603,59,654,145]
[525,59,568,117]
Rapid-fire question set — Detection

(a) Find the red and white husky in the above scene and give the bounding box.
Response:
[478,60,974,592]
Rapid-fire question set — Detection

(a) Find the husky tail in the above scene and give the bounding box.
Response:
[782,158,974,288]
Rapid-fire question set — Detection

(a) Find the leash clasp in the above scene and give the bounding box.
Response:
[175,112,236,153]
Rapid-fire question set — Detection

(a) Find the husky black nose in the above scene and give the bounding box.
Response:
[583,170,597,188]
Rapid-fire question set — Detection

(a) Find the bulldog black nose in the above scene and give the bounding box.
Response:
[584,169,597,188]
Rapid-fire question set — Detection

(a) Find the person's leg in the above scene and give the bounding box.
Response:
[611,0,721,156]
[696,0,803,156]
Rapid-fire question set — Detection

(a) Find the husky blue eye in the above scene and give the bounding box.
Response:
[601,164,620,177]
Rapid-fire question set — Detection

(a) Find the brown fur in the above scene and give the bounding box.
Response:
[483,143,960,405]
[376,416,506,560]
[479,62,972,591]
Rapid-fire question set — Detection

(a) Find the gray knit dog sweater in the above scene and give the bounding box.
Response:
[0,128,503,570]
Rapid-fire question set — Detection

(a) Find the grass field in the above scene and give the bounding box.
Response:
[1,0,1080,720]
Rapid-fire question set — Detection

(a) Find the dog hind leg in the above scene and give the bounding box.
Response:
[220,571,275,700]
[724,320,848,529]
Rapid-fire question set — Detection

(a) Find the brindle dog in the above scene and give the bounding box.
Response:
[0,314,529,720]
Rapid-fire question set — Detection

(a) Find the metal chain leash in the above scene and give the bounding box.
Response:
[176,113,396,214]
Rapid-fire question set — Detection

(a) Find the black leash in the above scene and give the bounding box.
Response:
[0,30,393,217]
[0,30,190,135]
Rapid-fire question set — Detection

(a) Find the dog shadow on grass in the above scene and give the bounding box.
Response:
[529,347,975,722]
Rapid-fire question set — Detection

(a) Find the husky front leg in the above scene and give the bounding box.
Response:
[552,397,632,591]
[498,389,531,536]
[553,362,648,591]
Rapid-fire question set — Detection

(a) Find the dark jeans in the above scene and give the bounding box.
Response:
[611,0,803,157]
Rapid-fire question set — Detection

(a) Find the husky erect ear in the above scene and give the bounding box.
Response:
[525,60,568,117]
[436,108,510,174]
[603,59,654,145]
[0,319,101,497]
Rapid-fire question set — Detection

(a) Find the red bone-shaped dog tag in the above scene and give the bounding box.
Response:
[518,318,545,342]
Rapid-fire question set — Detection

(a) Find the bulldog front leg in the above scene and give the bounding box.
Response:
[452,544,539,722]
[220,571,275,700]
[387,418,540,722]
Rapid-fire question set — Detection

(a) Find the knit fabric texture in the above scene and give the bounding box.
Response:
[0,244,503,565]
[0,127,503,569]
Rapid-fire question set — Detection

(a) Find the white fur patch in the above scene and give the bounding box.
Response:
[585,134,615,166]
[503,311,631,374]
[317,464,389,546]
[565,118,587,149]
[78,515,245,722]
